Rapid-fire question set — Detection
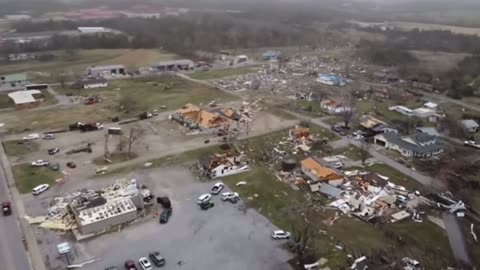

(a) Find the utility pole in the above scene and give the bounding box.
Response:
[104,133,111,163]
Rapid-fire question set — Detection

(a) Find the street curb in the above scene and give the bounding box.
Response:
[0,141,47,270]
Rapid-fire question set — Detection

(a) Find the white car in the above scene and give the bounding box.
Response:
[221,192,239,201]
[138,257,153,270]
[32,184,49,195]
[272,230,291,239]
[31,160,49,167]
[210,182,224,195]
[43,133,55,140]
[23,133,40,141]
[197,193,212,204]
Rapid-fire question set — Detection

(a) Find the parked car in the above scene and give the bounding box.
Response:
[197,193,212,204]
[66,162,76,168]
[221,192,239,201]
[32,184,49,195]
[225,196,240,204]
[159,208,172,224]
[31,160,49,167]
[23,133,39,141]
[51,163,60,171]
[138,257,153,270]
[2,201,12,216]
[330,161,343,169]
[464,140,480,149]
[210,182,224,195]
[124,260,137,270]
[48,148,60,155]
[272,230,291,239]
[200,201,215,210]
[149,251,166,267]
[152,110,159,116]
[43,133,56,140]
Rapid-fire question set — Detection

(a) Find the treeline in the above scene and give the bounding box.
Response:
[13,20,79,33]
[361,27,480,54]
[355,39,418,66]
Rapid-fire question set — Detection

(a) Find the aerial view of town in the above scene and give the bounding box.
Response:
[0,0,480,269]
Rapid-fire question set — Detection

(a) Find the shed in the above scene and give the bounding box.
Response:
[8,90,42,109]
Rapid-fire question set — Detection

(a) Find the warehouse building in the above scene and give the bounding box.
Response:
[87,65,126,77]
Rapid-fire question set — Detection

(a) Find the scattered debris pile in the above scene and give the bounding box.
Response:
[197,151,250,179]
[26,179,153,239]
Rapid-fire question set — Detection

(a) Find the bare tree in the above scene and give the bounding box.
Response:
[341,93,356,128]
[116,136,127,152]
[59,70,66,88]
[127,127,145,158]
[290,222,315,266]
[360,139,371,165]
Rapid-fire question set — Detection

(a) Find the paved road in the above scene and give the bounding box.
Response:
[0,157,32,270]
[443,213,472,266]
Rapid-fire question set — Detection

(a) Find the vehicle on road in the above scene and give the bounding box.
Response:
[464,140,480,149]
[272,230,291,239]
[2,201,12,216]
[124,260,137,270]
[210,182,224,195]
[32,184,49,195]
[159,208,172,224]
[149,251,166,267]
[197,193,212,204]
[51,163,60,171]
[200,201,215,210]
[221,192,239,201]
[43,133,55,140]
[66,162,77,168]
[31,160,49,167]
[48,148,60,155]
[23,133,39,140]
[138,257,153,270]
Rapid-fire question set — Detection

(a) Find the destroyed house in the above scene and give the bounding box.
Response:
[359,115,397,137]
[153,59,194,71]
[301,157,344,186]
[374,132,443,158]
[172,104,235,133]
[320,99,352,115]
[289,127,310,140]
[71,77,108,89]
[198,152,249,179]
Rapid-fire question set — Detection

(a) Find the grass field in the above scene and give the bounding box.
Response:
[12,164,62,193]
[189,67,257,80]
[3,140,39,156]
[0,76,236,133]
[391,21,480,36]
[0,49,178,83]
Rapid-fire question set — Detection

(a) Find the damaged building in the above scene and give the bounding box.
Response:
[301,157,344,190]
[198,152,250,179]
[170,104,239,134]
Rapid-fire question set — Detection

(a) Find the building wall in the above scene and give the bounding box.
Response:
[84,82,108,89]
[78,209,137,235]
[15,101,40,110]
[211,164,249,178]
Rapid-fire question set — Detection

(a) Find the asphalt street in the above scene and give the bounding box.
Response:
[0,162,32,270]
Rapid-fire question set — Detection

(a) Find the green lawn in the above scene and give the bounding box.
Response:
[333,145,369,161]
[290,100,327,118]
[188,67,257,80]
[2,75,236,133]
[12,164,62,193]
[365,163,425,191]
[3,140,39,156]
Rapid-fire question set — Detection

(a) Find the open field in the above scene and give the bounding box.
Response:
[3,140,39,157]
[0,76,236,133]
[411,50,470,75]
[391,21,480,36]
[12,164,62,193]
[189,67,258,80]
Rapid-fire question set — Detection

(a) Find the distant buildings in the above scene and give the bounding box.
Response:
[77,27,109,34]
[72,77,108,89]
[0,73,28,88]
[152,60,195,72]
[87,65,126,77]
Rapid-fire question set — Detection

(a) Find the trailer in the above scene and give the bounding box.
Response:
[66,144,93,155]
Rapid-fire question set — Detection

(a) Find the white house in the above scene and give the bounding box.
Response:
[374,132,443,158]
[198,153,250,179]
[72,78,108,89]
[389,105,413,117]
[461,119,479,133]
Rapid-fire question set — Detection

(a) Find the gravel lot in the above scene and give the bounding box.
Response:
[23,167,293,270]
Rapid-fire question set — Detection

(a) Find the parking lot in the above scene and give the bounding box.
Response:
[22,167,293,270]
